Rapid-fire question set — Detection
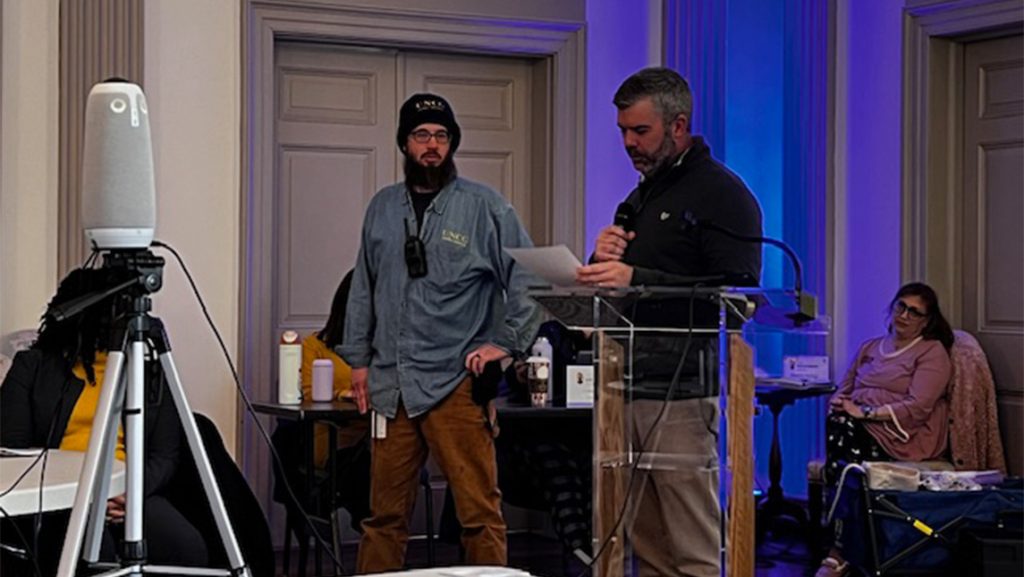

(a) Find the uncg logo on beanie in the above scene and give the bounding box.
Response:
[414,99,447,113]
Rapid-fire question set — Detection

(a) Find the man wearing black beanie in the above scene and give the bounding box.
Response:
[339,93,541,573]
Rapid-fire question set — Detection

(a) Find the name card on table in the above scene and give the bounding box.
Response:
[565,365,594,407]
[782,355,830,383]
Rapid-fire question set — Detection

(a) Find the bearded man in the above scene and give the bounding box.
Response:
[577,67,763,577]
[339,93,541,573]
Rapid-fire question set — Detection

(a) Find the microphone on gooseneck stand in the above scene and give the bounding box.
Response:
[681,211,818,324]
[614,202,635,232]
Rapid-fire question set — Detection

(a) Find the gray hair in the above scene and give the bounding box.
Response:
[613,67,692,128]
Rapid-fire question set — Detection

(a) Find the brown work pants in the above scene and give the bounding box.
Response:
[356,378,505,573]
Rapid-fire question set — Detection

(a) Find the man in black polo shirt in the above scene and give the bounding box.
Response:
[577,67,762,577]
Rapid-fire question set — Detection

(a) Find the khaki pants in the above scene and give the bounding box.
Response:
[356,378,505,573]
[629,397,721,577]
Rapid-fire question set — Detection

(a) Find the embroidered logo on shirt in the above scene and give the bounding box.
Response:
[660,211,671,221]
[442,229,468,248]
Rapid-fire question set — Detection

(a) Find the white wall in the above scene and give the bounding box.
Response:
[0,0,59,335]
[144,0,241,450]
[0,0,241,450]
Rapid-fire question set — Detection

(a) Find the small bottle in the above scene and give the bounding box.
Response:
[311,359,334,402]
[278,331,301,404]
[531,336,554,406]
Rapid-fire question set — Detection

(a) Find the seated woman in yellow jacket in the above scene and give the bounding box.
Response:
[1,267,207,576]
[300,270,371,530]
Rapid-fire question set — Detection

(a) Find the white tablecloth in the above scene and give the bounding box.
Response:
[0,449,125,516]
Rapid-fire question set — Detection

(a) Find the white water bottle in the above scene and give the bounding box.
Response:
[311,359,334,402]
[531,336,554,406]
[278,330,301,404]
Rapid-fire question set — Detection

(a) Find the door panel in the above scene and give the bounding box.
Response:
[278,146,376,320]
[962,33,1024,474]
[275,43,397,336]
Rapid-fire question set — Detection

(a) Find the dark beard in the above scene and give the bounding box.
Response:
[636,133,681,180]
[404,155,457,192]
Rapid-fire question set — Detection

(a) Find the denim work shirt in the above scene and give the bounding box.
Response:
[338,177,542,419]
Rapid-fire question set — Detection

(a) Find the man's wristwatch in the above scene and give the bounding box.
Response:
[861,405,874,420]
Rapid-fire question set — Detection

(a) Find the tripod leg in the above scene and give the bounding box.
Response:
[158,351,249,575]
[121,339,148,564]
[83,369,128,562]
[57,351,128,577]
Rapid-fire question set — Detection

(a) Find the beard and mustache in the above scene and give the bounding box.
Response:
[404,151,457,192]
[628,132,680,180]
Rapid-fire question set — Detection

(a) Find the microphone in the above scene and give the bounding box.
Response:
[80,80,156,251]
[613,202,635,232]
[681,211,818,324]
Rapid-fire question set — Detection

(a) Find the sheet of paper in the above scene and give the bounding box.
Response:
[504,245,583,287]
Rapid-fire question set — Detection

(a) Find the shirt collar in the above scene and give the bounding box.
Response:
[402,177,459,214]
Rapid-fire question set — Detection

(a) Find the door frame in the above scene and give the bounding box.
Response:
[902,0,1024,475]
[239,0,585,502]
[901,0,1023,321]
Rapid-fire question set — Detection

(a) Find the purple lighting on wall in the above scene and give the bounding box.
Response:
[840,0,904,364]
[583,0,652,255]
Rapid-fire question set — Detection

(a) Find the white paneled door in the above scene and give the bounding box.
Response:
[961,33,1024,474]
[275,43,398,333]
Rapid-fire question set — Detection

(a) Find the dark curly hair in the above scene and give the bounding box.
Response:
[316,269,354,350]
[33,267,136,383]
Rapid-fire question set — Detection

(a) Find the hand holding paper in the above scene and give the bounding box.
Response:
[575,260,634,287]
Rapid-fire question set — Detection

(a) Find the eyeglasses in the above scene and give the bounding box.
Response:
[409,129,450,144]
[893,300,927,320]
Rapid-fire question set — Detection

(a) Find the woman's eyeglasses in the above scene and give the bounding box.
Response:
[893,300,927,320]
[410,129,450,144]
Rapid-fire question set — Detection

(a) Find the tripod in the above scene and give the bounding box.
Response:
[54,251,249,576]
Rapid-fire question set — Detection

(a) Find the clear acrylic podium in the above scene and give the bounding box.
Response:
[529,286,830,577]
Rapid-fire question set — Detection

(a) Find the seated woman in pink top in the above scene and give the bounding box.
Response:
[816,282,954,577]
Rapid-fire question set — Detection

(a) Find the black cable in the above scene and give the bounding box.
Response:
[0,504,43,577]
[0,373,76,501]
[0,452,47,502]
[0,376,74,575]
[31,301,92,565]
[32,450,49,568]
[578,284,701,576]
[152,240,347,574]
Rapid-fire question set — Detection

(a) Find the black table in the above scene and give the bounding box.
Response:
[253,400,366,576]
[493,398,592,421]
[753,382,835,538]
[253,399,362,422]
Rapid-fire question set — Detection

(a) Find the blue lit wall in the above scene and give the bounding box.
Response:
[722,0,794,497]
[725,0,784,293]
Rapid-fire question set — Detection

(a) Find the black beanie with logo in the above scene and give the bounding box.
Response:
[396,93,461,153]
